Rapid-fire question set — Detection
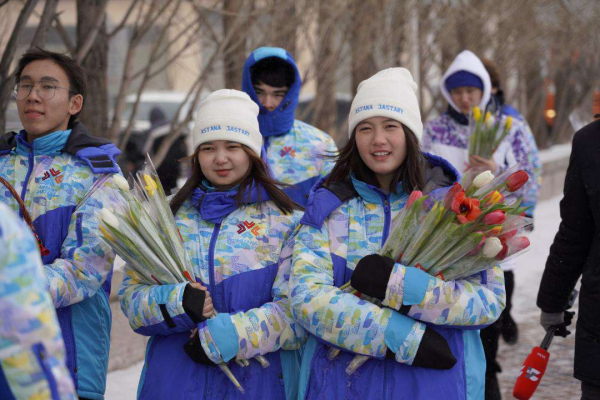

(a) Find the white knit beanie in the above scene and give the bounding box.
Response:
[348,68,423,140]
[192,89,263,156]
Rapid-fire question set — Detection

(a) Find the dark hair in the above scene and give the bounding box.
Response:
[481,58,501,91]
[15,47,87,128]
[250,57,295,88]
[170,145,301,215]
[326,125,425,194]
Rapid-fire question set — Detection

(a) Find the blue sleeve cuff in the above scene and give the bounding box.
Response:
[384,312,415,353]
[403,267,430,305]
[206,313,239,362]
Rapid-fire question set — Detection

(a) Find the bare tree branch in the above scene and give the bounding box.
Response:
[30,0,59,49]
[117,0,184,149]
[0,0,39,131]
[107,0,140,39]
[52,12,76,55]
[76,0,110,61]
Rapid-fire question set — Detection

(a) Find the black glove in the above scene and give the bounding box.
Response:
[182,284,207,323]
[541,310,575,338]
[184,331,216,365]
[351,254,395,300]
[386,327,456,370]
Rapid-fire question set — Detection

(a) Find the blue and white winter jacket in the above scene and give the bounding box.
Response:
[242,47,338,207]
[289,154,506,400]
[0,123,121,399]
[119,182,306,400]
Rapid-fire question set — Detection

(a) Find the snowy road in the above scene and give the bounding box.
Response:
[106,195,580,399]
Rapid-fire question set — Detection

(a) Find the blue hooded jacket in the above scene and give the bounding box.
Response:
[242,47,338,207]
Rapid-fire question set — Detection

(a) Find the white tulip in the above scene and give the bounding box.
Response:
[485,115,496,129]
[114,175,130,191]
[473,171,495,188]
[482,237,503,258]
[99,208,119,228]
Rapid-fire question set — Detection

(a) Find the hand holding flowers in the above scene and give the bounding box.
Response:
[335,167,532,374]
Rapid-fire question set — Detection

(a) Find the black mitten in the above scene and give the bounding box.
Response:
[184,331,216,365]
[182,284,207,323]
[386,327,456,370]
[351,254,395,300]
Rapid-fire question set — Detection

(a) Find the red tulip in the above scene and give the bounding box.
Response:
[444,182,464,209]
[505,170,529,192]
[495,237,509,260]
[507,236,531,258]
[499,228,518,241]
[451,191,481,224]
[406,190,423,208]
[483,210,506,225]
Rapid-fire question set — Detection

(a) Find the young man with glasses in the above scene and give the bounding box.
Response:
[0,48,121,400]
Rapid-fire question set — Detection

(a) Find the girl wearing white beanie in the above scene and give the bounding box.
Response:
[120,89,306,400]
[290,69,506,399]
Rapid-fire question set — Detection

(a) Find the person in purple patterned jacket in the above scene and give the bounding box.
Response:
[422,50,541,400]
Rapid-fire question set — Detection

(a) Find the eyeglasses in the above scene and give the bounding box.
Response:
[13,82,76,101]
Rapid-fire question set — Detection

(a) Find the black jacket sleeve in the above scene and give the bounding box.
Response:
[537,125,596,313]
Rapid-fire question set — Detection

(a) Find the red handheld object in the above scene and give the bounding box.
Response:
[513,346,550,399]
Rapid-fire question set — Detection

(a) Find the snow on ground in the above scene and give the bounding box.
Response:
[106,195,577,400]
[105,360,143,399]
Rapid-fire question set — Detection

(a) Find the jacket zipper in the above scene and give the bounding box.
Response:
[18,147,35,218]
[208,222,221,310]
[380,195,391,247]
[33,343,60,400]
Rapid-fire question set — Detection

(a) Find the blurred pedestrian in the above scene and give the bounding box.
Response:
[537,119,600,400]
[0,203,77,399]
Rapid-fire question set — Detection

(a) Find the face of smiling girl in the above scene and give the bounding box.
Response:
[197,140,251,187]
[355,116,407,190]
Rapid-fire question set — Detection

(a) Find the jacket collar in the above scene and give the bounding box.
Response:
[0,122,121,174]
[15,129,71,157]
[190,180,270,224]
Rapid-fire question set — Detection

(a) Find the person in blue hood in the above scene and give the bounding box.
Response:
[119,90,307,400]
[242,47,338,207]
[290,68,506,400]
[0,48,122,399]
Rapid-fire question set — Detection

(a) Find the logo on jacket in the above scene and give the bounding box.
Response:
[279,146,296,158]
[42,167,63,184]
[237,220,260,236]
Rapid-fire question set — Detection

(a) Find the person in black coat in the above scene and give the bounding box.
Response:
[537,118,600,400]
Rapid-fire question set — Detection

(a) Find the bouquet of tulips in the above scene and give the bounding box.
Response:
[468,106,513,159]
[98,155,266,393]
[331,167,532,374]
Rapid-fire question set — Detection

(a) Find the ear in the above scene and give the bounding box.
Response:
[69,94,84,116]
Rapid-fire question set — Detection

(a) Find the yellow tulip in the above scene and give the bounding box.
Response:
[143,174,158,196]
[473,106,482,121]
[505,116,513,131]
[484,111,493,124]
